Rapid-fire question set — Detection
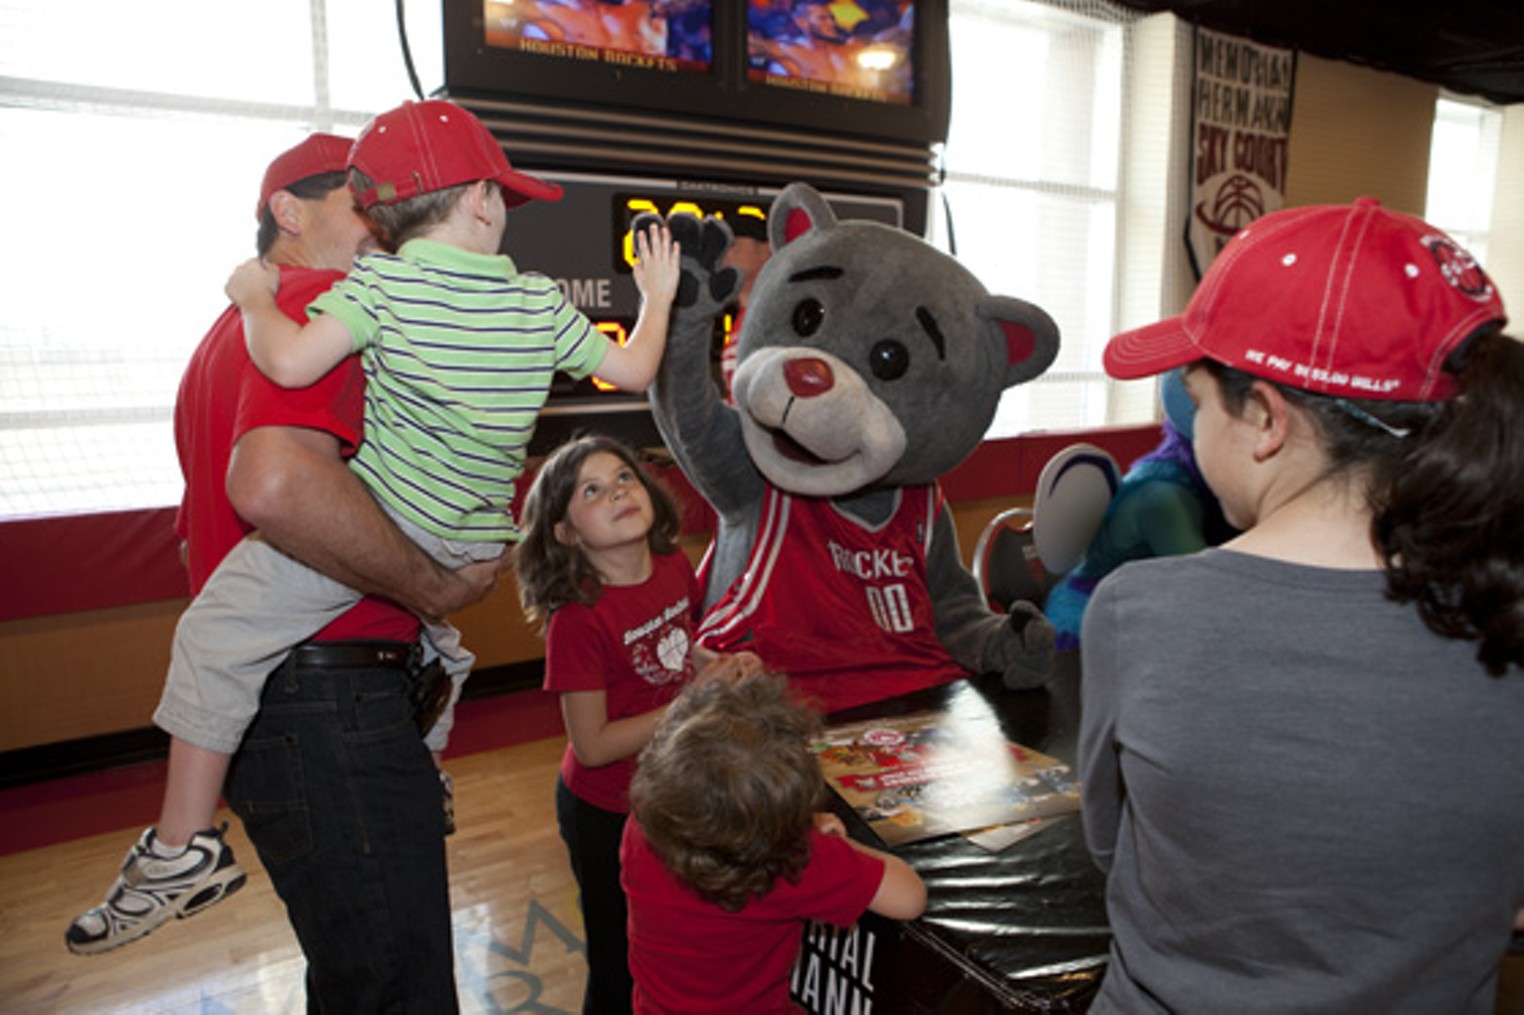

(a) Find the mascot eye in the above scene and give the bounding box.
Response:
[869,339,910,381]
[791,298,825,337]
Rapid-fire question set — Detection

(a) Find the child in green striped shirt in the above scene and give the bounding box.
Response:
[71,99,681,954]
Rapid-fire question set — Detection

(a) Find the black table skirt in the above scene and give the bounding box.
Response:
[792,653,1110,1014]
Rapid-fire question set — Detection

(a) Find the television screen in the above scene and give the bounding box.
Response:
[482,0,715,72]
[444,0,948,146]
[746,0,914,104]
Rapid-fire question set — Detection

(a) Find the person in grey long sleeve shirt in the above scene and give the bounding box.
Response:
[1077,199,1524,1013]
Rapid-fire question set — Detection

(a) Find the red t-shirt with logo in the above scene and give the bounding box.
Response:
[544,550,702,813]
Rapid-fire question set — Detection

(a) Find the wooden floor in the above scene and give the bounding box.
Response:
[5,727,1522,1014]
[0,735,590,1013]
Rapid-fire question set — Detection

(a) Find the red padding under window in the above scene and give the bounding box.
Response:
[940,425,1162,504]
[0,507,187,621]
[0,427,1159,623]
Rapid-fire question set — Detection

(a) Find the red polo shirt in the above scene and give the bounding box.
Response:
[173,264,416,641]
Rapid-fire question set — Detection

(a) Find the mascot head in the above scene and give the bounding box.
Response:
[729,183,1060,497]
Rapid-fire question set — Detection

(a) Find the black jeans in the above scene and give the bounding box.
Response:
[226,647,456,1013]
[556,776,634,1015]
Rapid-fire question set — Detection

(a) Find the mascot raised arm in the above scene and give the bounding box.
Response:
[645,182,1060,713]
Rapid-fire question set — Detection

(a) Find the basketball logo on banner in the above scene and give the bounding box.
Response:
[1187,27,1297,278]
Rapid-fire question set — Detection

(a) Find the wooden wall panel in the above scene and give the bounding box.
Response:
[0,434,1151,754]
[1285,53,1438,214]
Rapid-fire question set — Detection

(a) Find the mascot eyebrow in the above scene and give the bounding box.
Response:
[914,306,947,360]
[787,265,844,283]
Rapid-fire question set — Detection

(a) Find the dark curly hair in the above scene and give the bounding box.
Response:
[514,433,684,629]
[1201,328,1524,675]
[630,674,825,912]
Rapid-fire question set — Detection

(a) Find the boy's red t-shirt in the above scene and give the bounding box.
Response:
[620,818,886,1014]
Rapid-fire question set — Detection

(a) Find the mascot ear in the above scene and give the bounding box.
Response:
[768,182,839,252]
[978,295,1061,388]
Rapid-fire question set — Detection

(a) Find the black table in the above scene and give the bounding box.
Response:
[791,652,1110,1013]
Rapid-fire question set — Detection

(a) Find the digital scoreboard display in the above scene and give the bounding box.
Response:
[498,171,904,451]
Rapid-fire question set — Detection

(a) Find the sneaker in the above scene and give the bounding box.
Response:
[65,823,246,956]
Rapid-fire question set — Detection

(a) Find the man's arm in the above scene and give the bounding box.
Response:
[227,425,500,620]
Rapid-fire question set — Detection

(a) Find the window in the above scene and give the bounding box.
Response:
[1,0,1154,518]
[938,0,1139,437]
[0,0,442,517]
[1425,94,1503,266]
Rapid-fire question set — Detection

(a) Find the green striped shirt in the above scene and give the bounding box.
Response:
[310,239,607,542]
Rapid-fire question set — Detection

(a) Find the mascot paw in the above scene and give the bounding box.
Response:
[997,600,1056,690]
[631,211,740,310]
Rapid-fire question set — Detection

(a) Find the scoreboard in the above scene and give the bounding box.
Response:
[500,171,906,453]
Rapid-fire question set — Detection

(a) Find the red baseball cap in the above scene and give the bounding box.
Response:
[256,132,353,221]
[1105,198,1507,402]
[348,99,561,211]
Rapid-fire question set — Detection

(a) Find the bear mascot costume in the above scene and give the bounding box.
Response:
[642,182,1061,713]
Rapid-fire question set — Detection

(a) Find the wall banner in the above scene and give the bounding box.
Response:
[1187,26,1297,278]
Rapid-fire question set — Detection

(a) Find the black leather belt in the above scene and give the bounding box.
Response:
[290,640,414,670]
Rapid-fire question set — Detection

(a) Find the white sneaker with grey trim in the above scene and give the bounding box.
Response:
[65,823,246,955]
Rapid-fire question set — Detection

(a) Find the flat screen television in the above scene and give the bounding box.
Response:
[481,0,715,74]
[442,0,950,145]
[747,0,914,105]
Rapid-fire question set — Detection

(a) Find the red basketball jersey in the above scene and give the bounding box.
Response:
[698,484,968,713]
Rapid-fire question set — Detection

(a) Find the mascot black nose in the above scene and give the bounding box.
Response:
[784,357,834,398]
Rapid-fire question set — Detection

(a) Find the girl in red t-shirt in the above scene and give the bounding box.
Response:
[516,434,760,1014]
